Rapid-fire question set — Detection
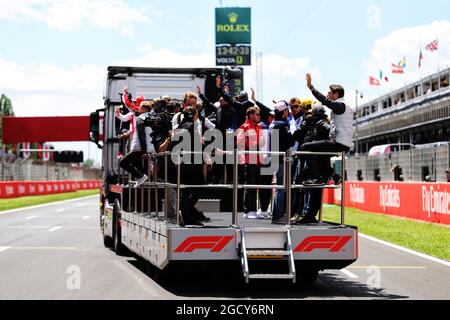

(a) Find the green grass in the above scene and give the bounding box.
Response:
[0,190,99,212]
[322,205,450,261]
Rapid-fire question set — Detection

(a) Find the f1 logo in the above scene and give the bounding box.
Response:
[175,236,234,253]
[294,236,352,253]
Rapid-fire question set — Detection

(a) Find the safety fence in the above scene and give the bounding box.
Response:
[0,180,101,199]
[0,159,100,182]
[344,143,450,183]
[322,181,450,225]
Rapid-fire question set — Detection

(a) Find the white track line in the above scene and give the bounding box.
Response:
[25,216,38,220]
[82,216,91,220]
[0,247,10,253]
[0,195,98,216]
[340,268,359,279]
[48,226,62,232]
[56,208,66,212]
[360,233,450,267]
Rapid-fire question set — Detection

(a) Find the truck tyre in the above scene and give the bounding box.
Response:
[113,201,126,256]
[101,210,114,248]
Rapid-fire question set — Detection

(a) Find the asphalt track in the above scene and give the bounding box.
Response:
[0,195,448,300]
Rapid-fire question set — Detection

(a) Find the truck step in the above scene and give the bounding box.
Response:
[246,250,289,256]
[244,228,288,233]
[248,274,294,280]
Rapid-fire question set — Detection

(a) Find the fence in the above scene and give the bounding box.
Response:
[0,158,100,182]
[344,143,450,183]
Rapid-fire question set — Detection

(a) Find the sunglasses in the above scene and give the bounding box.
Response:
[291,105,300,109]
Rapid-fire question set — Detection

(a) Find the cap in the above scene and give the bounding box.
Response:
[301,99,313,109]
[313,105,326,115]
[135,95,145,105]
[238,90,248,99]
[274,101,289,112]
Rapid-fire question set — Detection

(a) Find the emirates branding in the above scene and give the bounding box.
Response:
[422,186,450,217]
[379,185,401,211]
[349,184,365,204]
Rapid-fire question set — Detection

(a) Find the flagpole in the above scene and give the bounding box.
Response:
[419,46,423,98]
[437,36,441,88]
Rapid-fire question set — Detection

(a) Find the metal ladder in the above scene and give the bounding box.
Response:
[240,228,296,283]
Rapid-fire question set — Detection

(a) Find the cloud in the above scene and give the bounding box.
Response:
[121,48,318,103]
[361,20,450,100]
[0,0,151,33]
[1,47,318,117]
[0,58,104,116]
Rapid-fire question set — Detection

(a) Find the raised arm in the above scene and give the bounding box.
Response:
[306,73,345,115]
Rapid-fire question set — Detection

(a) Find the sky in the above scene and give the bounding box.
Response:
[1,0,449,164]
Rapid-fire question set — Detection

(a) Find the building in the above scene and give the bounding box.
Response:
[355,67,450,154]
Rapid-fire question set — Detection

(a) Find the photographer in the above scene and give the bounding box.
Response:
[295,105,331,224]
[167,107,206,226]
[216,75,254,128]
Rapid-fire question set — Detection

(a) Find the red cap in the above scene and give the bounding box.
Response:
[135,96,145,105]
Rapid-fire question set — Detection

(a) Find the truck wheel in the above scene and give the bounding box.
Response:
[103,234,114,248]
[101,212,114,248]
[113,202,126,256]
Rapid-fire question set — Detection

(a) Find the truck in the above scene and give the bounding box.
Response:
[89,66,358,284]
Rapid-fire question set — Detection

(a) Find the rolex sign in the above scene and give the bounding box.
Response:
[215,7,251,45]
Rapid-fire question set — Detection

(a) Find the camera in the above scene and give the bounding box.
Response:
[142,106,174,150]
[222,66,243,84]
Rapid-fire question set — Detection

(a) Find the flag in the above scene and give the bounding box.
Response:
[419,49,423,68]
[398,57,406,68]
[392,63,404,74]
[379,70,389,82]
[425,39,439,52]
[43,143,50,161]
[370,76,380,86]
[22,142,31,160]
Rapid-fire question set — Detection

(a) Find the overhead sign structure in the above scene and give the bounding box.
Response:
[215,7,251,66]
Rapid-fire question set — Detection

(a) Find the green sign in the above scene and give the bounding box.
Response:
[215,7,251,45]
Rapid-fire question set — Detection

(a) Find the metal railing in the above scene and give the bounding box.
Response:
[121,149,347,227]
[345,143,450,182]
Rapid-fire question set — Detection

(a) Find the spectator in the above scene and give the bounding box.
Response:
[301,73,353,186]
[270,101,295,224]
[296,105,331,224]
[289,98,312,219]
[237,106,265,219]
[250,88,274,219]
[217,76,255,128]
[119,101,155,188]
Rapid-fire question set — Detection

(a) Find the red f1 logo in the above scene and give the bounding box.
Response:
[294,236,352,253]
[175,236,234,253]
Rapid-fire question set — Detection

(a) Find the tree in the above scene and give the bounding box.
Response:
[83,159,94,168]
[0,94,15,148]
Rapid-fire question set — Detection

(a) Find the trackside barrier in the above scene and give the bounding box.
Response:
[325,181,450,225]
[126,150,346,227]
[0,180,101,199]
